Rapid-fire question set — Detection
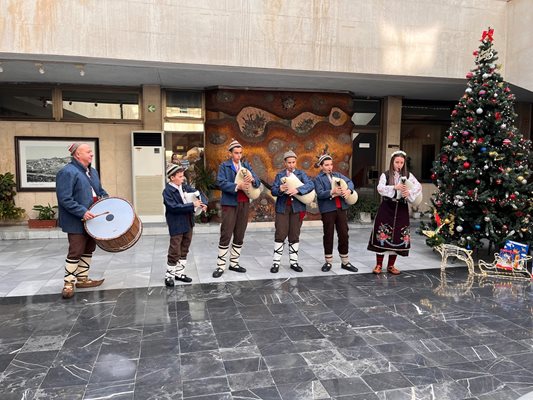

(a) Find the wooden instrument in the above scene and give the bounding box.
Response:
[235,167,261,200]
[280,174,316,205]
[332,177,358,205]
[84,197,142,252]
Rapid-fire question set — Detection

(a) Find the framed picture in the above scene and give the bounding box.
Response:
[15,137,100,191]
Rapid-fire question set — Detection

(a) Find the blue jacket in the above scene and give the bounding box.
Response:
[163,183,208,236]
[217,159,260,206]
[56,158,108,234]
[271,169,314,213]
[313,171,354,213]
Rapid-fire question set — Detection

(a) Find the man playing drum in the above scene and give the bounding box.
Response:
[314,152,359,274]
[270,150,314,273]
[212,139,260,278]
[56,142,107,299]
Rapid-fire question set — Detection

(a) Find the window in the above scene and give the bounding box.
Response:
[352,99,381,126]
[166,91,203,119]
[0,87,53,119]
[62,90,139,120]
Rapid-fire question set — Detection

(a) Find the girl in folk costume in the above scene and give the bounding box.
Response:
[367,150,422,274]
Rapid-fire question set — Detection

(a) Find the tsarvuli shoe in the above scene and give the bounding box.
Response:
[62,282,75,299]
[387,265,401,275]
[341,263,358,273]
[76,277,105,288]
[212,268,224,278]
[372,265,382,274]
[321,262,332,272]
[229,265,246,273]
[175,274,192,283]
[270,264,279,273]
[290,263,303,272]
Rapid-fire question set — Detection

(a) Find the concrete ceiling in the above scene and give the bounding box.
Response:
[2,55,533,102]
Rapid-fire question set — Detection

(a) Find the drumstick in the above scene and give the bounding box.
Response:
[81,211,110,222]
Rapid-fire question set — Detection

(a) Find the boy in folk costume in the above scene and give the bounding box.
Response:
[367,150,422,274]
[270,150,315,273]
[163,164,207,286]
[212,139,261,278]
[313,153,358,273]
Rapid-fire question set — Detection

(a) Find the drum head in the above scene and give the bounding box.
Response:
[85,197,135,240]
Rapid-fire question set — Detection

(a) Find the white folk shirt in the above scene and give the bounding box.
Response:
[377,171,422,203]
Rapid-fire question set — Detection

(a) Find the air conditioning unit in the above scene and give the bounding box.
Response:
[131,131,165,223]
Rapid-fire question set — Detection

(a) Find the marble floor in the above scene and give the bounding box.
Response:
[0,224,445,297]
[0,226,532,399]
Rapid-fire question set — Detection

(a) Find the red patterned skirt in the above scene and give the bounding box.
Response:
[367,197,411,256]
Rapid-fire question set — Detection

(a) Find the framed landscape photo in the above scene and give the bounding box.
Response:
[15,137,100,191]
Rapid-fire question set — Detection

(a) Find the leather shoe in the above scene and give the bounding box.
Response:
[62,283,75,299]
[387,265,401,275]
[341,263,358,273]
[175,274,192,283]
[76,278,104,288]
[212,268,224,278]
[165,276,175,287]
[290,264,303,272]
[270,264,279,273]
[372,265,382,274]
[321,262,332,272]
[229,265,246,273]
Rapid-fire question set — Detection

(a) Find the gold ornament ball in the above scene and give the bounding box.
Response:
[517,176,524,182]
[444,218,451,224]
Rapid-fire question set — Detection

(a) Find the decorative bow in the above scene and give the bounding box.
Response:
[481,28,494,42]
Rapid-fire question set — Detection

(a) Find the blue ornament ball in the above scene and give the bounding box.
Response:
[474,224,481,230]
[480,147,487,153]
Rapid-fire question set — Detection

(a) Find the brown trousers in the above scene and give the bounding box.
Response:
[67,233,97,259]
[274,207,302,243]
[167,230,193,265]
[321,209,349,255]
[219,202,250,247]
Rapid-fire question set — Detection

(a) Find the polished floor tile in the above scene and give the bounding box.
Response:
[0,225,532,399]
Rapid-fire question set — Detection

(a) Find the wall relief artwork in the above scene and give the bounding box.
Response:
[205,89,354,222]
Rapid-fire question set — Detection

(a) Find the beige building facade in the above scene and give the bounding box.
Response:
[1,0,532,219]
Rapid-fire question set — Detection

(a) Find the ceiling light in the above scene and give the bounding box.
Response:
[76,64,85,76]
[0,62,3,73]
[35,63,45,74]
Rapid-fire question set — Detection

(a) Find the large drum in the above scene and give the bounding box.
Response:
[84,197,143,252]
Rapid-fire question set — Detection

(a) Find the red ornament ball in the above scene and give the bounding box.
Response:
[475,179,481,184]
[463,161,471,169]
[431,173,437,180]
[510,194,517,200]
[496,179,502,184]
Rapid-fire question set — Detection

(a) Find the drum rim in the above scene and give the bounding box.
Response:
[84,196,136,241]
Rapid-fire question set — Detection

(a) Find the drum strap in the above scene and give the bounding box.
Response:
[81,169,101,199]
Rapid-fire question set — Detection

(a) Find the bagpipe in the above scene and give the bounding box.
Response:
[280,174,316,205]
[234,167,262,200]
[332,177,358,205]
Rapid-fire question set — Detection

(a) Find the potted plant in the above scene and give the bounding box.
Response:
[28,203,58,229]
[348,196,379,223]
[192,163,217,199]
[0,172,25,223]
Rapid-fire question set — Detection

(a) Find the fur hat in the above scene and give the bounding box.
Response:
[283,150,297,160]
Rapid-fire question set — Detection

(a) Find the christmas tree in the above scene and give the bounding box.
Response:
[427,28,532,250]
